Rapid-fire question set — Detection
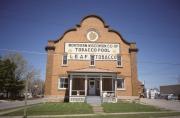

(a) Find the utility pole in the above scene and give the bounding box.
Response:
[24,72,31,118]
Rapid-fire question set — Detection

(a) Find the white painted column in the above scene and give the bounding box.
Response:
[100,74,102,96]
[85,75,87,96]
[111,77,114,91]
[69,75,72,97]
[115,78,117,97]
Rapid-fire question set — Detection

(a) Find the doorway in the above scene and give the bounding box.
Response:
[89,79,95,95]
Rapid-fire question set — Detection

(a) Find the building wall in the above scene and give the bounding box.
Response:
[160,84,180,96]
[45,15,139,100]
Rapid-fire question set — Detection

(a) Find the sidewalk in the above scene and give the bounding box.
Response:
[140,98,180,111]
[0,111,180,118]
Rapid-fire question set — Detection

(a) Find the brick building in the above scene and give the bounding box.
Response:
[45,15,140,102]
[160,84,180,96]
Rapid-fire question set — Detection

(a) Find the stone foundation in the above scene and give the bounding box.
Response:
[117,96,139,102]
[43,96,68,102]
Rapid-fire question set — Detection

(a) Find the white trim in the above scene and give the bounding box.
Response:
[58,77,68,90]
[100,74,102,96]
[117,88,126,90]
[69,75,72,96]
[85,76,87,96]
[116,78,125,90]
[86,30,99,42]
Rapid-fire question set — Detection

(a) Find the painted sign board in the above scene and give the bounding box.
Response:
[65,43,120,60]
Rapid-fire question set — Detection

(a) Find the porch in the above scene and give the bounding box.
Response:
[68,68,118,103]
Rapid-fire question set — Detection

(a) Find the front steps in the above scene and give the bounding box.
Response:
[86,96,104,113]
[92,105,104,114]
[86,96,101,106]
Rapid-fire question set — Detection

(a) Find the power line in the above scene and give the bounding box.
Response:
[0,48,180,66]
[0,49,46,55]
[138,61,180,66]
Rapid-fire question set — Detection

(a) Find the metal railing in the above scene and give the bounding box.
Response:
[70,90,86,102]
[102,91,117,103]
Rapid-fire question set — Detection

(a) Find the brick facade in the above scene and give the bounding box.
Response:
[45,15,140,102]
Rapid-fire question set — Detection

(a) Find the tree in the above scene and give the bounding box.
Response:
[3,53,28,80]
[27,69,44,97]
[0,53,44,99]
[0,58,24,99]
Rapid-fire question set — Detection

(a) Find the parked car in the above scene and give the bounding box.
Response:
[167,94,178,100]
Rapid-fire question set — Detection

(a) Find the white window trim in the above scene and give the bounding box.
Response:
[90,55,95,67]
[117,55,123,68]
[61,54,68,66]
[116,78,126,90]
[58,77,68,90]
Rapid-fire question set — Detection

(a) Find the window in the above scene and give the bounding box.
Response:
[90,55,95,66]
[62,54,68,65]
[59,77,68,89]
[117,78,125,89]
[117,55,122,67]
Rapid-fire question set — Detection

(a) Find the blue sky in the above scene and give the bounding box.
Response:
[0,0,180,88]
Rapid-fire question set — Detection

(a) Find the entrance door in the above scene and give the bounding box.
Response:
[89,80,95,95]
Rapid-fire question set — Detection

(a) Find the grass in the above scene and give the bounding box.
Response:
[2,101,179,118]
[51,113,180,118]
[3,102,93,116]
[102,101,163,113]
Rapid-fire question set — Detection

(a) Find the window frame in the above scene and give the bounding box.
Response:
[90,55,95,66]
[116,78,125,90]
[58,77,69,90]
[116,54,123,67]
[62,53,68,66]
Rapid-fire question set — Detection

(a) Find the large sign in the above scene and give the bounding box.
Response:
[65,43,120,60]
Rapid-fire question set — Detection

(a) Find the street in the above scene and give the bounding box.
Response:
[0,98,43,110]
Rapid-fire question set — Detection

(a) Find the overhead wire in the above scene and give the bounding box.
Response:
[0,48,180,66]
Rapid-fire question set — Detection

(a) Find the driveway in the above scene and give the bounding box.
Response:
[0,98,43,110]
[140,98,180,111]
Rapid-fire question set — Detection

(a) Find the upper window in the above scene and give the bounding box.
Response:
[59,77,68,89]
[62,54,68,65]
[117,55,122,67]
[90,55,95,66]
[117,78,125,89]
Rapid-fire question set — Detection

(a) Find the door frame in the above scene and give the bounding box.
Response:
[88,79,96,95]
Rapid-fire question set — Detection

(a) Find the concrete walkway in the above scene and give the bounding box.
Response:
[91,105,104,114]
[140,98,180,111]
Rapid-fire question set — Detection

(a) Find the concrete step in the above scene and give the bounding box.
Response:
[86,96,102,105]
[92,106,104,114]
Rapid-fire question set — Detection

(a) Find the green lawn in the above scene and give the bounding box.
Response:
[2,102,176,117]
[102,102,163,113]
[3,103,93,116]
[52,113,180,118]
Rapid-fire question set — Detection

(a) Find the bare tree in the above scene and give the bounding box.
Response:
[3,53,28,80]
[27,69,44,97]
[2,53,44,99]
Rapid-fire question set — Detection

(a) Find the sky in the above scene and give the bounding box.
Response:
[0,0,180,89]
